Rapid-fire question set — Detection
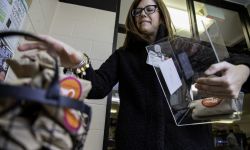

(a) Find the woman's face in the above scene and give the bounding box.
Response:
[134,0,161,41]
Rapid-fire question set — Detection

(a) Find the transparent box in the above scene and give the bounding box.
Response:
[145,20,244,126]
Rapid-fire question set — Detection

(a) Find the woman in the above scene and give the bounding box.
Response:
[18,0,250,149]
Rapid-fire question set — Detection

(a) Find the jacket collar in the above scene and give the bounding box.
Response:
[125,24,168,51]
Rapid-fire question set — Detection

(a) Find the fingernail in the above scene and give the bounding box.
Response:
[204,69,211,74]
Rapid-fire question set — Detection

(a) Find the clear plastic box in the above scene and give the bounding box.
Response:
[145,20,244,126]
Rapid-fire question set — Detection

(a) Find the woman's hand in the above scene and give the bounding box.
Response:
[18,35,83,68]
[195,61,250,99]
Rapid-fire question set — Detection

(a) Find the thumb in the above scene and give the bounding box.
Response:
[204,61,232,75]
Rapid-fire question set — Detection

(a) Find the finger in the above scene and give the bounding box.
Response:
[204,61,232,75]
[38,35,64,46]
[24,36,38,41]
[23,34,49,44]
[195,83,230,94]
[24,34,48,41]
[24,35,59,48]
[198,90,234,99]
[18,43,47,51]
[196,76,228,86]
[37,35,67,53]
[196,80,240,99]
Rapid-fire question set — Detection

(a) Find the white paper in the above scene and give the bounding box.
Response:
[0,0,28,51]
[159,58,182,95]
[0,0,12,31]
[8,0,28,30]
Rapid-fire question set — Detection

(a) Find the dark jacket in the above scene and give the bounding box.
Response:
[85,26,250,150]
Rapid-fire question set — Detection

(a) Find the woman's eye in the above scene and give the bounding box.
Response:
[146,7,154,12]
[135,9,142,15]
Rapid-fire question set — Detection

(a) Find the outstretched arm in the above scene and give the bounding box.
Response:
[18,34,119,99]
[18,35,83,68]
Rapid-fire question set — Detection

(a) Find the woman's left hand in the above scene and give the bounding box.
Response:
[195,61,250,99]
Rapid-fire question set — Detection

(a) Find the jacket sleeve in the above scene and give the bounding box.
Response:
[84,50,120,99]
[225,52,250,93]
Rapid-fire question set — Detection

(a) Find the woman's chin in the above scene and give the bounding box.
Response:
[139,28,152,35]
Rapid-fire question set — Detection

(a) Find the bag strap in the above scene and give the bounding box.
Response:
[0,84,91,116]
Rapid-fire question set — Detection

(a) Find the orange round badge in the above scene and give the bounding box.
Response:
[60,77,82,132]
[201,97,222,108]
[60,77,82,99]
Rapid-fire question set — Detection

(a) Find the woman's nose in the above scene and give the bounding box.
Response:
[140,10,147,17]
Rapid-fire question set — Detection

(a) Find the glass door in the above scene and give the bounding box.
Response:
[193,1,250,51]
[193,2,250,150]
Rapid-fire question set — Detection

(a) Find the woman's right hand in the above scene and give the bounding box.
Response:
[18,35,83,68]
[195,61,250,99]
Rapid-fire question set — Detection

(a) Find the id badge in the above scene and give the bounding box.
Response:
[146,49,165,67]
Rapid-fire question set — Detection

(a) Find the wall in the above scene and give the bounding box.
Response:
[49,2,115,150]
[26,0,58,34]
[5,0,116,149]
[5,0,58,81]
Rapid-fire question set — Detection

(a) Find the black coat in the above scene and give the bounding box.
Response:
[86,27,250,150]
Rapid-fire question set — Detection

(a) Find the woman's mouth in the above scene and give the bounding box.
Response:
[140,20,151,25]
